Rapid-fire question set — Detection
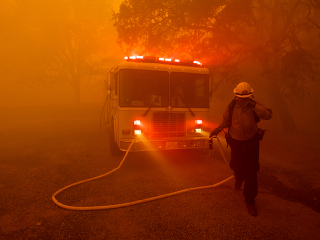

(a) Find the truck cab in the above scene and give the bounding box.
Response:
[105,56,212,155]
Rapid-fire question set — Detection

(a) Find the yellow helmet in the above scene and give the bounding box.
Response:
[233,82,254,98]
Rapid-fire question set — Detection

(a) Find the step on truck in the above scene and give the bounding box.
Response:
[104,56,212,155]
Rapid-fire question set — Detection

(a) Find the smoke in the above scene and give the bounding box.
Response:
[1,0,319,134]
[0,0,124,111]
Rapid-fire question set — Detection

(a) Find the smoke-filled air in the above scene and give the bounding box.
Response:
[1,0,320,238]
[1,0,319,133]
[1,0,123,110]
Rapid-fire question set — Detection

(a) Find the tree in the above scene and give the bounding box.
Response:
[252,0,320,131]
[5,0,115,107]
[114,0,320,131]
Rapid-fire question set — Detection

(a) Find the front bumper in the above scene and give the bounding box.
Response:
[119,137,209,152]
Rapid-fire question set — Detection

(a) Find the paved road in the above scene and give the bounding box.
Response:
[0,113,319,239]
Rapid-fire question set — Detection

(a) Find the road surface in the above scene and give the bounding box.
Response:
[0,107,319,239]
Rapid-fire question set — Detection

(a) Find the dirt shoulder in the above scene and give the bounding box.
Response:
[259,129,320,212]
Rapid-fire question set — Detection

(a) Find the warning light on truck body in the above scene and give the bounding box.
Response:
[134,130,142,135]
[195,120,203,126]
[134,120,141,126]
[195,120,202,133]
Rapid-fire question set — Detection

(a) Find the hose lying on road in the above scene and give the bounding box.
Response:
[52,137,234,210]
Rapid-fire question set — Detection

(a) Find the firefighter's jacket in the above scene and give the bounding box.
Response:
[216,99,272,141]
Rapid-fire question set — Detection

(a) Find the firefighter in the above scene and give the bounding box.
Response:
[210,82,272,216]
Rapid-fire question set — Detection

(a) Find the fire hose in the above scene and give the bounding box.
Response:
[52,136,234,210]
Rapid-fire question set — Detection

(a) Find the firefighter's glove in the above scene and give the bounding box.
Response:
[209,128,219,138]
[246,99,256,108]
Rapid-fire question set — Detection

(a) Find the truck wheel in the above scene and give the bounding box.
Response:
[109,119,122,156]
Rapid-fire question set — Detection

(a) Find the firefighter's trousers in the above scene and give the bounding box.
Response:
[229,132,260,205]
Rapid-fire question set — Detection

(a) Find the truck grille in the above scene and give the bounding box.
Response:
[152,112,186,138]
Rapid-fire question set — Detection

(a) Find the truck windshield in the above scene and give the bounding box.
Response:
[170,72,210,108]
[119,69,169,107]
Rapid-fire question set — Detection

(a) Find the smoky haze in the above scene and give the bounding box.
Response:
[1,1,320,237]
[1,0,124,118]
[0,0,319,135]
[209,62,320,134]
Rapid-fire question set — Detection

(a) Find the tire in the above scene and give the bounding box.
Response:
[109,119,123,156]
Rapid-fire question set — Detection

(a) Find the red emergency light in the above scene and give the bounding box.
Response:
[124,55,204,67]
[195,120,203,126]
[133,120,142,135]
[133,120,141,126]
[193,61,202,66]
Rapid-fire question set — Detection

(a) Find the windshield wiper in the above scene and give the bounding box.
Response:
[142,103,153,116]
[177,94,195,116]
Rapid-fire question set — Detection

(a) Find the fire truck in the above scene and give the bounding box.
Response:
[104,56,212,155]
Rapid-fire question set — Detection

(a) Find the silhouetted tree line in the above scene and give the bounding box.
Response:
[114,0,320,132]
[1,0,320,131]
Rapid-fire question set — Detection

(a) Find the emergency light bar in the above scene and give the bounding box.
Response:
[124,55,203,67]
[125,56,144,60]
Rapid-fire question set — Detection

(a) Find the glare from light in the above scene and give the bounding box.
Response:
[195,120,203,125]
[134,120,141,126]
[134,130,142,135]
[196,128,202,133]
[193,60,202,65]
